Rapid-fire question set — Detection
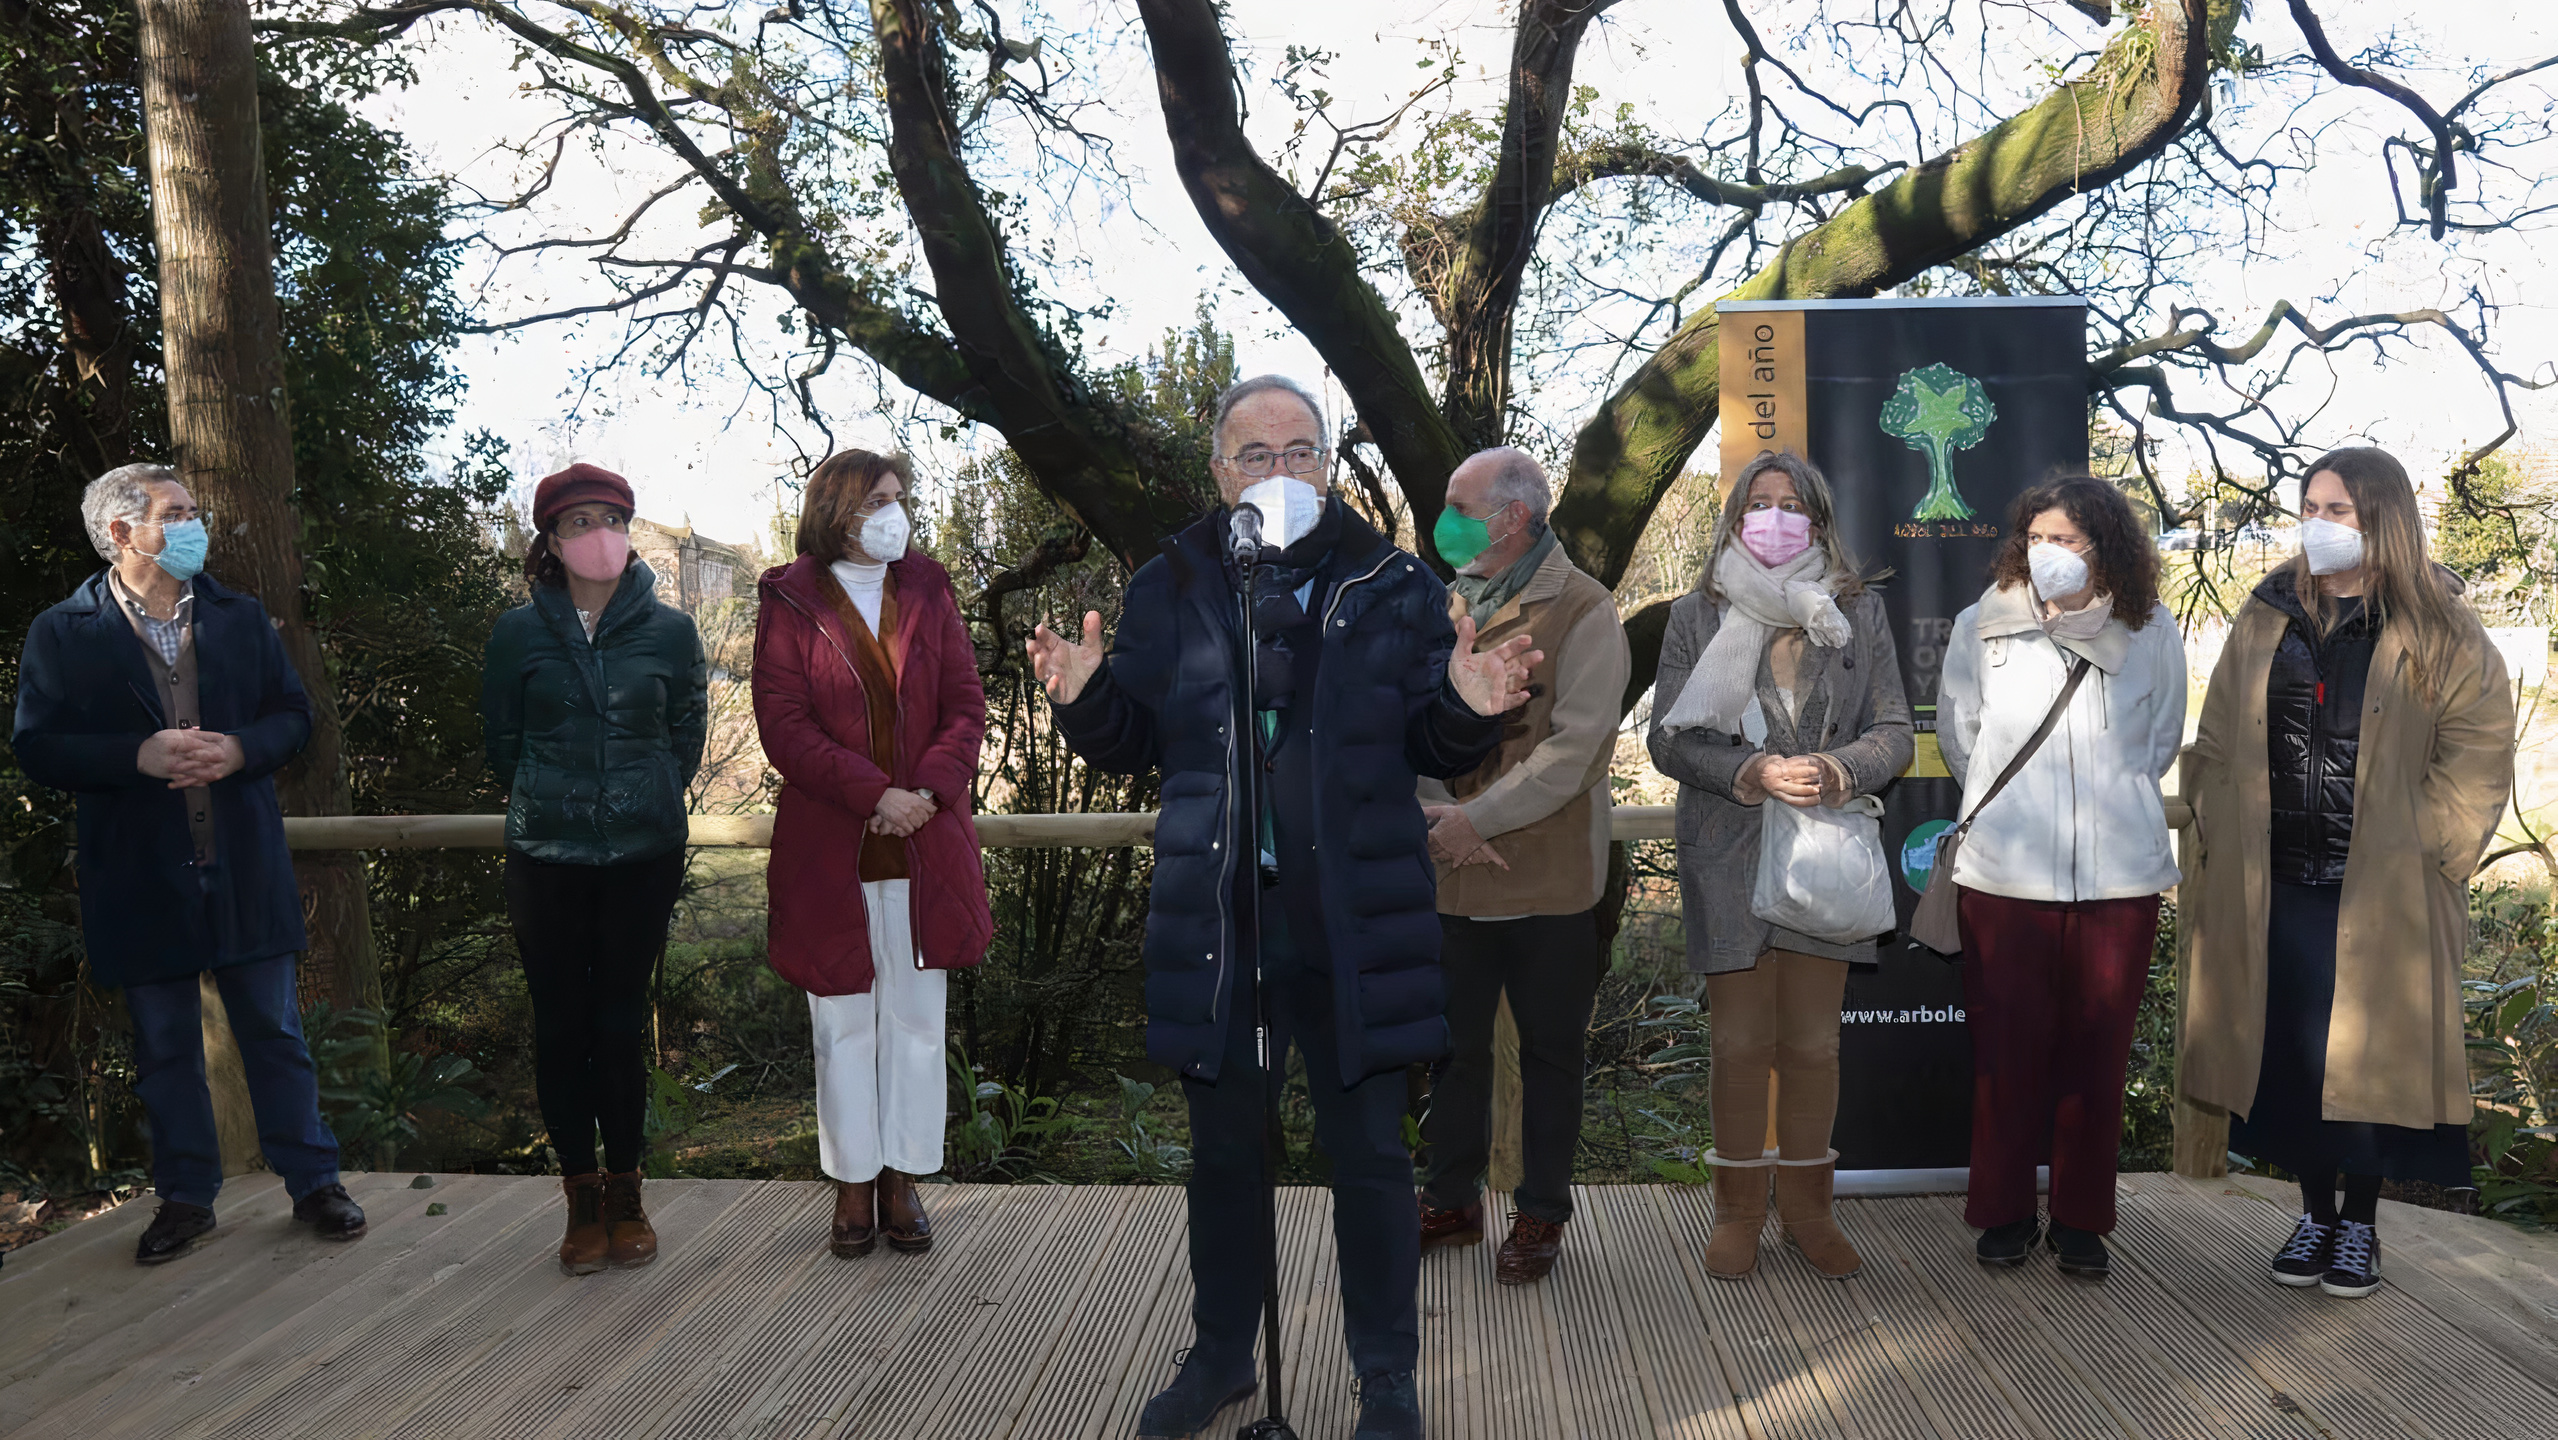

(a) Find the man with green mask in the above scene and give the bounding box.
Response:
[1415,447,1629,1285]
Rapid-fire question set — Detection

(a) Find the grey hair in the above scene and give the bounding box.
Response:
[82,463,181,562]
[1702,449,1871,600]
[1210,374,1327,455]
[1468,446,1553,526]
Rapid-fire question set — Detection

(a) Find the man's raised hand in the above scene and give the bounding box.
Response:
[1024,611,1104,705]
[1448,614,1540,717]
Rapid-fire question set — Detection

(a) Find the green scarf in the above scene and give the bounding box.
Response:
[1448,526,1558,621]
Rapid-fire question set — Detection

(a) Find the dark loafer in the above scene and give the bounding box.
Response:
[1353,1368,1423,1440]
[135,1200,217,1265]
[1417,1196,1484,1251]
[2047,1222,2111,1280]
[1974,1216,2041,1268]
[1135,1348,1256,1438]
[1494,1213,1564,1286]
[292,1182,368,1241]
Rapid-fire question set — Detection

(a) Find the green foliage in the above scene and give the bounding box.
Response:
[2434,452,2557,627]
[943,1045,1066,1183]
[307,1003,490,1170]
[2119,900,2183,1174]
[1627,994,1714,1184]
[2466,883,2558,1227]
[1880,363,1997,521]
[1109,1073,1191,1184]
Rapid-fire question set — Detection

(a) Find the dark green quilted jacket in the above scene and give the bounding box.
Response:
[480,561,708,865]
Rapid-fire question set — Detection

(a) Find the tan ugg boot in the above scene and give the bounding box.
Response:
[1774,1154,1862,1279]
[1704,1160,1771,1280]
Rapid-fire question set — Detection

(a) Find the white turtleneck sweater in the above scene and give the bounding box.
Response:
[829,557,888,633]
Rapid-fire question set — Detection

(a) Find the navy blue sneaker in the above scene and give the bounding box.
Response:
[1135,1347,1255,1439]
[2320,1220,2382,1299]
[1353,1369,1422,1440]
[2270,1214,2334,1287]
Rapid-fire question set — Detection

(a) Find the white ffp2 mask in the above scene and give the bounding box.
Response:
[860,503,910,562]
[1237,477,1324,552]
[2028,541,2092,603]
[2300,517,2362,576]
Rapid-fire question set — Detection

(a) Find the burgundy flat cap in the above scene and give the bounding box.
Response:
[532,462,635,530]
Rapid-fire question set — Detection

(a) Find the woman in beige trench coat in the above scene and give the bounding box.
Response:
[2181,446,2514,1302]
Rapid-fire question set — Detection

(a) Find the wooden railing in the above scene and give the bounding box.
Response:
[280,799,2191,850]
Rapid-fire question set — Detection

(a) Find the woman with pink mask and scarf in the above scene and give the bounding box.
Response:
[481,463,707,1275]
[1647,449,1912,1283]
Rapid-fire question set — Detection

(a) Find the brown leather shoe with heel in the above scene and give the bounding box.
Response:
[559,1172,609,1275]
[1495,1213,1565,1285]
[603,1170,658,1269]
[1418,1196,1485,1250]
[831,1179,878,1258]
[879,1168,932,1253]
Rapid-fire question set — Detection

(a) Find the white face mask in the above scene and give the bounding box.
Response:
[2028,541,2092,603]
[859,503,910,562]
[1237,476,1324,551]
[2300,516,2363,576]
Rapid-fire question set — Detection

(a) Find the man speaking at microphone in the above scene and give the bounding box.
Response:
[1027,375,1536,1440]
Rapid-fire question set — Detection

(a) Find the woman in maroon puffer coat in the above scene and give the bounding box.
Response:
[754,449,990,1259]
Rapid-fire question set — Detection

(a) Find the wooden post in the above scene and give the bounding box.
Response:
[199,975,265,1178]
[1487,995,1524,1194]
[134,0,381,1020]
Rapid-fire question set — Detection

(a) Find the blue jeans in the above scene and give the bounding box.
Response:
[1182,914,1420,1378]
[125,952,341,1206]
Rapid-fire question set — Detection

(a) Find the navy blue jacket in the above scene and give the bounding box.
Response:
[12,572,313,987]
[1054,507,1500,1087]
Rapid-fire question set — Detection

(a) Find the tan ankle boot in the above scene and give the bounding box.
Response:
[558,1172,609,1275]
[1705,1161,1770,1280]
[830,1179,877,1259]
[602,1170,657,1269]
[1774,1155,1861,1279]
[879,1168,932,1253]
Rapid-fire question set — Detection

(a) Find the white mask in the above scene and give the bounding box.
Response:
[1237,476,1324,552]
[859,503,910,562]
[2028,541,2092,603]
[2300,516,2363,576]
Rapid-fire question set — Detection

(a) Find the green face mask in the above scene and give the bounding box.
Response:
[1433,506,1492,570]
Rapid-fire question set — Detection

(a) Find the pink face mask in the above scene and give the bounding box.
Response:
[558,528,630,583]
[1737,508,1815,567]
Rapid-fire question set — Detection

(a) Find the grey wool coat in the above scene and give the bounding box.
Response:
[1646,587,1914,973]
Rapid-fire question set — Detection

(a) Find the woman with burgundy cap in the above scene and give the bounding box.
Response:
[481,462,707,1274]
[753,449,990,1259]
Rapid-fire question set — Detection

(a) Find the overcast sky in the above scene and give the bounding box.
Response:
[352,0,2558,551]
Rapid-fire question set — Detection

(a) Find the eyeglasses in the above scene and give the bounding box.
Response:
[1223,446,1326,478]
[137,508,208,529]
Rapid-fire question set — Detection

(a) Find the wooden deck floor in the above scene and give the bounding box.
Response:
[3,1170,2553,1440]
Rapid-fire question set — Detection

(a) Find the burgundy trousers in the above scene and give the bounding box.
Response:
[1957,888,2160,1234]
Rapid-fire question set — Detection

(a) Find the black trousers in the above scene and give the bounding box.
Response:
[504,849,685,1175]
[1183,913,1419,1378]
[1420,910,1601,1224]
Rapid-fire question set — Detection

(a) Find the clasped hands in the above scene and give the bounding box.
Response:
[867,787,936,838]
[1422,804,1505,870]
[136,727,243,790]
[1737,752,1835,809]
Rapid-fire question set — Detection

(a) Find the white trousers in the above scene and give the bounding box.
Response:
[809,879,949,1183]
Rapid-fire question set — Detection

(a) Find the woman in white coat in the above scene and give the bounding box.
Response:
[1938,475,2184,1280]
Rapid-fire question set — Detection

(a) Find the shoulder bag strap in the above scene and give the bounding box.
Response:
[1954,656,2090,833]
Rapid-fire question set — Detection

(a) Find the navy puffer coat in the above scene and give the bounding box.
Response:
[1054,506,1500,1087]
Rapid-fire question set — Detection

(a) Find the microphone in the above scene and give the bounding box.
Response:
[1228,502,1265,567]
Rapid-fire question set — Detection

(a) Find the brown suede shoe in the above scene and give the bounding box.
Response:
[602,1170,658,1269]
[1705,1163,1769,1281]
[831,1179,877,1259]
[558,1172,609,1276]
[1495,1213,1564,1285]
[879,1168,932,1253]
[1418,1196,1485,1251]
[1774,1159,1862,1279]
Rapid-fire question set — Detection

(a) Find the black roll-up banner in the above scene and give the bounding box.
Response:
[1718,298,2089,1174]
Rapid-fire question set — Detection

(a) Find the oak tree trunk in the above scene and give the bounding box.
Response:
[135,0,380,1032]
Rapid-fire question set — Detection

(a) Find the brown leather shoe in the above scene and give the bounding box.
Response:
[830,1179,877,1259]
[1774,1158,1862,1279]
[1418,1196,1485,1251]
[1705,1162,1770,1280]
[558,1172,609,1276]
[879,1168,932,1253]
[1495,1213,1564,1285]
[602,1170,658,1269]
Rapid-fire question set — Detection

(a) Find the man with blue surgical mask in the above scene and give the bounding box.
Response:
[1027,376,1538,1440]
[12,463,364,1265]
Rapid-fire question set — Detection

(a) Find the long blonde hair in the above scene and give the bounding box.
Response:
[1701,449,1871,601]
[2289,446,2472,700]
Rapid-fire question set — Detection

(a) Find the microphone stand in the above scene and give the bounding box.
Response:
[1231,512,1300,1440]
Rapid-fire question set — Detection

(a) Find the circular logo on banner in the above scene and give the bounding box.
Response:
[1900,819,1954,892]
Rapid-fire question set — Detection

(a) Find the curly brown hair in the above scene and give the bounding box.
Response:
[1988,474,2161,629]
[797,449,913,560]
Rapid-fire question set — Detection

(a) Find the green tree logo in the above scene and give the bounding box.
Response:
[1880,363,1997,520]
